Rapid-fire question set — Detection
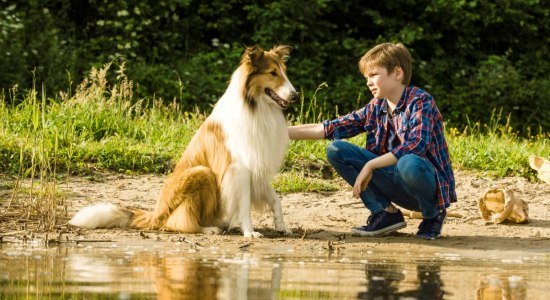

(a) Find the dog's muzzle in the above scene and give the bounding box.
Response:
[265,88,297,109]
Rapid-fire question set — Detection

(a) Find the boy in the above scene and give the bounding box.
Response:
[288,43,456,239]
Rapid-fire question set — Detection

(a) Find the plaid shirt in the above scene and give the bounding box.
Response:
[323,86,457,209]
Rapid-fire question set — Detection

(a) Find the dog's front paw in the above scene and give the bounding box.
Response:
[275,223,293,235]
[201,227,222,235]
[243,231,263,238]
[280,227,293,235]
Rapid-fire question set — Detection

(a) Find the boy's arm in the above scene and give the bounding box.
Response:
[288,123,325,140]
[353,152,398,198]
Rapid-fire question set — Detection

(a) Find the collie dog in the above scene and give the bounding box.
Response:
[69,45,298,237]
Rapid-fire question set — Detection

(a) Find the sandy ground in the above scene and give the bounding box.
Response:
[1,170,549,256]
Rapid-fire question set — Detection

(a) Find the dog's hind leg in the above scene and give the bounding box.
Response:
[133,166,222,234]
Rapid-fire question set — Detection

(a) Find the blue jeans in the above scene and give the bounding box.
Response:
[326,140,438,219]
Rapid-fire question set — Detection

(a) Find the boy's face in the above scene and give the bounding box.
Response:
[364,65,404,100]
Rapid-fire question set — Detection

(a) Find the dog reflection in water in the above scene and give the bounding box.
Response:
[67,251,283,299]
[139,254,220,299]
[144,253,283,299]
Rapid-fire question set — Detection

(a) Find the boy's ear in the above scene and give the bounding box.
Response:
[393,66,404,81]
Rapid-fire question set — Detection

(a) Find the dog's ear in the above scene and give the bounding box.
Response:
[271,45,292,62]
[243,46,264,70]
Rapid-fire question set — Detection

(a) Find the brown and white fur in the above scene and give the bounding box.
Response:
[69,45,298,237]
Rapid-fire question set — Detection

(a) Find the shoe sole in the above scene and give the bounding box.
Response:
[351,222,407,237]
[416,233,441,240]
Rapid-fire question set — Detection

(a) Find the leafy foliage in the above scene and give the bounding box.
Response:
[1,0,548,133]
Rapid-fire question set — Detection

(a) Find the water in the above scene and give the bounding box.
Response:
[1,241,548,299]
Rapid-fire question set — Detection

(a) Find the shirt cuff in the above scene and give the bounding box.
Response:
[390,145,406,159]
[322,119,331,139]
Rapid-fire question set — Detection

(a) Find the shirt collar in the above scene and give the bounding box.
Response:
[381,99,389,114]
[381,86,409,114]
[382,86,410,114]
[395,86,410,111]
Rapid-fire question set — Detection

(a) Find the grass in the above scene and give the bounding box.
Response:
[447,110,548,179]
[0,63,548,230]
[2,67,201,174]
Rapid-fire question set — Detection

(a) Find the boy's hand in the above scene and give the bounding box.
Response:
[353,164,374,198]
[352,153,398,198]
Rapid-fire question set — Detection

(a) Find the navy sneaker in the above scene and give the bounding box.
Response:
[351,210,407,237]
[416,210,447,240]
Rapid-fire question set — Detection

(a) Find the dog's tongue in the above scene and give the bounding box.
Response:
[266,89,288,109]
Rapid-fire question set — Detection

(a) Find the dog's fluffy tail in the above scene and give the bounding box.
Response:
[69,203,133,229]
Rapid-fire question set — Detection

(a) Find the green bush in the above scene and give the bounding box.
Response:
[1,0,548,133]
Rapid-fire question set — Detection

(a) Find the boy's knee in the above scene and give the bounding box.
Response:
[326,140,347,161]
[397,154,433,181]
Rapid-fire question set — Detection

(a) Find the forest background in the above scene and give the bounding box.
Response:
[1,0,549,134]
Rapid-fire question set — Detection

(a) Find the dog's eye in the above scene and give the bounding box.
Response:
[270,71,277,76]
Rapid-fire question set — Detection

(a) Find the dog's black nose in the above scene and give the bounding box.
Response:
[290,92,299,103]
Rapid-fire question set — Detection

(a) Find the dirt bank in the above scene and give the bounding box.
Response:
[1,170,549,256]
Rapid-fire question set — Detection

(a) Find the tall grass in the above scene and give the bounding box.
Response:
[1,63,202,176]
[0,64,548,230]
[279,82,342,192]
[0,84,62,231]
[447,109,548,179]
[0,63,203,230]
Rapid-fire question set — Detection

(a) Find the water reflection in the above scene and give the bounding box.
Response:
[134,254,220,300]
[476,274,526,300]
[64,248,280,299]
[358,262,405,298]
[134,253,282,300]
[357,262,445,299]
[0,244,547,299]
[415,264,445,299]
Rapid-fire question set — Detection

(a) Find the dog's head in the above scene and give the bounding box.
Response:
[240,45,298,110]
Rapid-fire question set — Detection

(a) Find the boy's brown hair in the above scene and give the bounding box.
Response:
[358,43,412,85]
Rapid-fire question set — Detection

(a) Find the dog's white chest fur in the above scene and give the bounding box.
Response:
[211,85,289,178]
